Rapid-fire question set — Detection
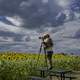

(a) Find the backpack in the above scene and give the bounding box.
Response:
[44,38,53,48]
[48,38,53,47]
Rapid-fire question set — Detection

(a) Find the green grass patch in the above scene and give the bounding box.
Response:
[0,52,80,80]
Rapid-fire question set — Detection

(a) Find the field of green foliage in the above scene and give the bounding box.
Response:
[0,52,80,80]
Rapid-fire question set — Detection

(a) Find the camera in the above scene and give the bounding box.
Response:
[39,36,43,39]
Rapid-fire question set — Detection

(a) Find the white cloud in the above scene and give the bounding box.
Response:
[74,12,80,19]
[53,21,80,39]
[55,0,71,8]
[20,1,31,8]
[52,20,80,53]
[0,20,29,35]
[0,17,80,54]
[0,19,40,46]
[42,0,48,3]
[6,16,23,26]
[0,22,21,33]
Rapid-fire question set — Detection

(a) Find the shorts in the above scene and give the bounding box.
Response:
[46,51,53,60]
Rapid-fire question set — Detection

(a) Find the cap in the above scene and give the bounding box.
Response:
[43,33,50,38]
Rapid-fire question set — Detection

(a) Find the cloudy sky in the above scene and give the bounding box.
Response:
[0,0,80,54]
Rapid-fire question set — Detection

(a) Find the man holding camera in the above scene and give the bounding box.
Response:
[39,33,53,69]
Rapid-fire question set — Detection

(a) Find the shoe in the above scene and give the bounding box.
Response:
[49,66,53,70]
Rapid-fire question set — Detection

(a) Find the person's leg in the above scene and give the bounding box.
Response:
[47,51,53,69]
[49,55,53,69]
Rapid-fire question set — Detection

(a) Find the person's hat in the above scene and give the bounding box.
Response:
[43,33,50,38]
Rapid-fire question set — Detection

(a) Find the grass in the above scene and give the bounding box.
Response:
[0,51,80,80]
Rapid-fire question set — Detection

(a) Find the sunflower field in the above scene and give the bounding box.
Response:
[0,52,80,80]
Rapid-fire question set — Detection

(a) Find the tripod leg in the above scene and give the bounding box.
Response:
[44,49,48,69]
[36,43,42,68]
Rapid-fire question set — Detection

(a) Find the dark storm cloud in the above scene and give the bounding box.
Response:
[0,0,22,15]
[0,0,66,28]
[0,30,24,41]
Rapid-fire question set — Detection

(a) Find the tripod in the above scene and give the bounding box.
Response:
[36,42,48,69]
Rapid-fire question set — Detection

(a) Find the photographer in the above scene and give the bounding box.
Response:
[39,33,53,69]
